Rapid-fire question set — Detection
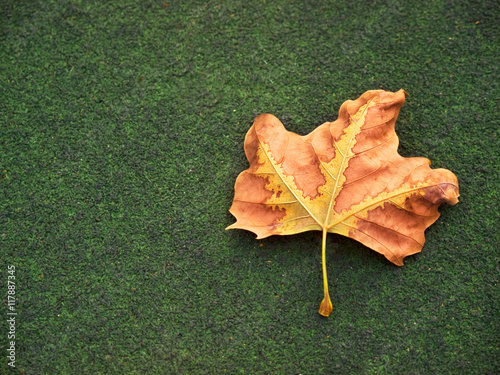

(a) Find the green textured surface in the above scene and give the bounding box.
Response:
[1,0,498,374]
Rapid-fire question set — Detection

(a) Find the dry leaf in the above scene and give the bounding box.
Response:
[227,90,459,316]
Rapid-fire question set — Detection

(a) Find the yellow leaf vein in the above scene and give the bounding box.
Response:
[338,221,399,259]
[259,140,322,227]
[328,183,446,230]
[353,214,424,247]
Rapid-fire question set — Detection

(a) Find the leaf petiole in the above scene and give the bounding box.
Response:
[319,228,333,317]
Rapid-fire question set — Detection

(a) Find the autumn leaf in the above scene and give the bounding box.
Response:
[226,89,459,317]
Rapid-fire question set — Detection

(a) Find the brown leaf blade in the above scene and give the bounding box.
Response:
[226,89,459,315]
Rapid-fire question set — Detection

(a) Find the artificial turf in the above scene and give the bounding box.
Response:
[1,0,498,373]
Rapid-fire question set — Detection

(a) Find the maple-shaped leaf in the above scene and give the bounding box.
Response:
[227,89,459,316]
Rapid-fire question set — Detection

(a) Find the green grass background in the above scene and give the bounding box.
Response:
[1,0,498,373]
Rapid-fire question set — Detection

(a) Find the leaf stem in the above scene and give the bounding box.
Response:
[318,228,333,317]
